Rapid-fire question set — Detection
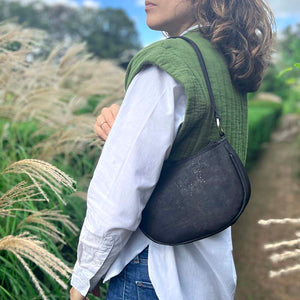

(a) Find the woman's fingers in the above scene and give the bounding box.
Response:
[96,114,110,137]
[69,287,86,300]
[110,103,120,118]
[94,104,120,141]
[101,107,115,128]
[94,121,108,141]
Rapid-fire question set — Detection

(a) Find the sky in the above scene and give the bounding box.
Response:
[13,0,300,46]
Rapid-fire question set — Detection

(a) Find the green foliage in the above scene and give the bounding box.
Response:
[281,25,300,66]
[0,120,44,172]
[85,8,141,58]
[74,94,104,115]
[246,101,283,170]
[278,63,300,114]
[3,40,22,51]
[252,24,300,114]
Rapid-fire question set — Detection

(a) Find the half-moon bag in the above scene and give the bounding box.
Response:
[139,36,251,246]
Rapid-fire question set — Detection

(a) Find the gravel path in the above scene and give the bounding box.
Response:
[232,114,300,300]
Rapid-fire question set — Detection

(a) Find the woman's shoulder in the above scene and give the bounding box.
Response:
[126,38,181,69]
[124,36,201,91]
[124,32,223,91]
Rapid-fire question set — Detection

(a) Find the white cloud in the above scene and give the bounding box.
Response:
[136,0,144,7]
[82,0,100,9]
[8,0,80,8]
[267,0,300,17]
[4,0,104,10]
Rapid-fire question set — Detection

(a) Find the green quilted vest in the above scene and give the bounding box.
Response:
[125,29,248,166]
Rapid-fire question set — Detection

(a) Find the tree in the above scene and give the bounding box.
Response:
[0,0,142,58]
[280,24,300,66]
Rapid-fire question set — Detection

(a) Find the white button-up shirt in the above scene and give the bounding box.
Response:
[71,25,237,300]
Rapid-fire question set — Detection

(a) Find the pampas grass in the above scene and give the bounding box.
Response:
[269,249,300,263]
[258,217,300,278]
[0,20,126,299]
[1,159,79,299]
[269,265,300,278]
[17,208,79,244]
[0,181,45,217]
[258,218,300,225]
[3,159,76,204]
[0,21,125,160]
[33,114,100,161]
[0,231,73,300]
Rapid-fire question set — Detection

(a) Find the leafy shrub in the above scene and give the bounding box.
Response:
[246,100,283,169]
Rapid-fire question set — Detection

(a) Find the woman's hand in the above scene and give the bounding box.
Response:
[69,286,89,300]
[94,103,120,141]
[69,284,101,299]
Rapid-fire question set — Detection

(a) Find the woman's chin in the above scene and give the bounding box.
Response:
[146,20,165,32]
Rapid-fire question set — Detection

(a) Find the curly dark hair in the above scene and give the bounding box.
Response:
[191,0,276,93]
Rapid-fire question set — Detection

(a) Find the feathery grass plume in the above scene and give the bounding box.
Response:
[1,23,124,125]
[0,181,45,217]
[11,250,47,300]
[258,217,300,278]
[58,43,94,82]
[0,231,73,300]
[68,58,125,103]
[17,208,79,244]
[0,22,46,107]
[0,22,125,160]
[263,238,300,250]
[0,23,89,298]
[258,218,300,225]
[269,249,300,263]
[269,265,300,278]
[0,22,44,67]
[33,114,102,160]
[2,159,76,204]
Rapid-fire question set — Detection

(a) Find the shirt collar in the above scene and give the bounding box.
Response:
[162,24,199,39]
[180,24,199,36]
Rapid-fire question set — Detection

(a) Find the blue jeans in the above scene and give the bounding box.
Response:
[105,245,159,300]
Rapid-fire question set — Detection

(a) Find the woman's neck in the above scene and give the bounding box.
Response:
[163,22,199,38]
[167,21,198,37]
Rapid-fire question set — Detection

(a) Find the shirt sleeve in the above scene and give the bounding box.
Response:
[70,65,186,297]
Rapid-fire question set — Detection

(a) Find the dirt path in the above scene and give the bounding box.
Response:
[232,113,300,300]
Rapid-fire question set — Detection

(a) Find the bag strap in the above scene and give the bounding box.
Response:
[168,36,225,137]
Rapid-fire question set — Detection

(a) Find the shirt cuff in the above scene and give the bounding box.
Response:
[71,261,94,297]
[70,234,115,297]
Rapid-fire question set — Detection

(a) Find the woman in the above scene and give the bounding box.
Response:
[70,0,274,299]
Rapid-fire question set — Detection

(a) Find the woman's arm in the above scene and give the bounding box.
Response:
[70,65,186,298]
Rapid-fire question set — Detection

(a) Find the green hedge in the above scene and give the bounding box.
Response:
[246,100,283,169]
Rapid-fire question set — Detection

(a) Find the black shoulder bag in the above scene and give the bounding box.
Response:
[138,36,251,246]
